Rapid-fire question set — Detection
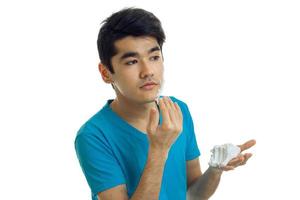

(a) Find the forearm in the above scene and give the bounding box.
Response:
[130,147,168,200]
[187,167,223,200]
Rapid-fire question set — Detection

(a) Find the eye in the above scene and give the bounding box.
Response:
[125,60,138,65]
[150,56,160,61]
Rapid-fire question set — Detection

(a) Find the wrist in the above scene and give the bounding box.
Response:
[208,166,224,175]
[148,146,169,160]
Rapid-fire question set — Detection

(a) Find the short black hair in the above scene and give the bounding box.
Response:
[97,7,166,73]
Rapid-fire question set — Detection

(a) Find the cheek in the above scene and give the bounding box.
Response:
[114,72,138,91]
[157,61,164,70]
[156,64,164,77]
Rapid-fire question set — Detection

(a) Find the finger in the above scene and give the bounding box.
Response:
[174,102,183,126]
[147,107,159,135]
[240,153,252,166]
[174,102,182,115]
[167,97,180,121]
[167,97,177,114]
[170,102,183,135]
[238,139,256,152]
[159,97,171,126]
[164,97,176,122]
[165,97,183,128]
[227,155,245,167]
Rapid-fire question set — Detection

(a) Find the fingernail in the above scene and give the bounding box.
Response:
[159,98,164,105]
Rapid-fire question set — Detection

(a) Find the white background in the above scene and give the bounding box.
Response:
[1,0,299,199]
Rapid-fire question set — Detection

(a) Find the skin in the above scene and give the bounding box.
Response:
[98,35,256,200]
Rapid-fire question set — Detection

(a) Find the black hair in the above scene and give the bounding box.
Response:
[97,7,166,73]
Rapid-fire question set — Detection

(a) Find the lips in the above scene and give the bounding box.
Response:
[140,81,157,88]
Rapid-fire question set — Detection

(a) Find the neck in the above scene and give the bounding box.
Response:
[110,95,159,124]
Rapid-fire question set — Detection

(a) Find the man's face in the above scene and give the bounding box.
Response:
[109,36,164,104]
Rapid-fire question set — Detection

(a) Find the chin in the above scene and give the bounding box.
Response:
[136,93,158,104]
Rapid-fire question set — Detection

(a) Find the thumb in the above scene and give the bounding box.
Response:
[147,107,159,135]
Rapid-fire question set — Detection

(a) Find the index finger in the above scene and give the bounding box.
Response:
[238,139,256,152]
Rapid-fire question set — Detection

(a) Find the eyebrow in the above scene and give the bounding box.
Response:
[119,46,161,61]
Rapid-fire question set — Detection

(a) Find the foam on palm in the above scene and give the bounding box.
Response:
[208,143,241,168]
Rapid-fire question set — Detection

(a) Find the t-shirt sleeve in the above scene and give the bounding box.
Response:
[182,102,201,161]
[74,131,126,194]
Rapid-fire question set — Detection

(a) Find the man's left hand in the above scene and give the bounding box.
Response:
[221,139,256,171]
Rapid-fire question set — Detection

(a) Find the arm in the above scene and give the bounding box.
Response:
[98,148,168,200]
[187,165,223,200]
[186,158,222,200]
[129,147,168,200]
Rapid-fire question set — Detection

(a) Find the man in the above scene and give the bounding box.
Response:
[74,7,256,200]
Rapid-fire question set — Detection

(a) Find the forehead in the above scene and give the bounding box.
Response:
[113,36,160,55]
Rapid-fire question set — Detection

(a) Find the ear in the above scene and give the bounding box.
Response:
[98,63,113,84]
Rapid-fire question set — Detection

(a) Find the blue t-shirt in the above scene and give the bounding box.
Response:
[74,96,200,200]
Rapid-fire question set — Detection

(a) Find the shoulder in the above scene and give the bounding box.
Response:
[74,109,110,146]
[76,103,113,135]
[74,117,112,158]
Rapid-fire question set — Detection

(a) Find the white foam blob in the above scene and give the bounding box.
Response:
[208,143,241,168]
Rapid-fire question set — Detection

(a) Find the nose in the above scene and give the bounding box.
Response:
[140,60,154,79]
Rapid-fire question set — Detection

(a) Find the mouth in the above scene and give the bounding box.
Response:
[140,81,157,87]
[140,82,158,90]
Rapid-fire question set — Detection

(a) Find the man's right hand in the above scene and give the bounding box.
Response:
[146,96,183,153]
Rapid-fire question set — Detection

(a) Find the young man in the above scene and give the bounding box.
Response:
[74,8,256,200]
